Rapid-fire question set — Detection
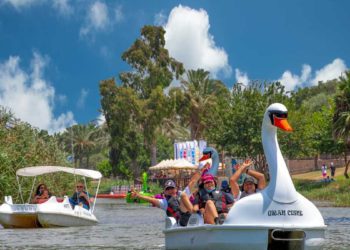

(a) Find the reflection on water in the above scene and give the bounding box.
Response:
[0,202,349,249]
[320,207,350,250]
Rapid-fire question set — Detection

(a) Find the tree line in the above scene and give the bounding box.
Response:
[99,25,350,179]
[1,25,349,202]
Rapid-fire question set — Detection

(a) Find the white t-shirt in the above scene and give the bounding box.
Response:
[158,198,168,211]
[158,188,191,211]
[236,189,261,201]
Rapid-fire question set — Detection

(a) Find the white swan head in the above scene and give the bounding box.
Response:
[263,103,293,132]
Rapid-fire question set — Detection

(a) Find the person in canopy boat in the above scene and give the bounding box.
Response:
[32,183,51,204]
[69,182,92,210]
[229,159,266,201]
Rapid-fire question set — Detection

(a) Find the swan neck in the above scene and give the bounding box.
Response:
[262,124,297,203]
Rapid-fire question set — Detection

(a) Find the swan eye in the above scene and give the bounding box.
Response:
[274,113,288,119]
[268,110,288,124]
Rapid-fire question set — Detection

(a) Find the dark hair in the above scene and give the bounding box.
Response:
[35,184,46,195]
[35,183,51,197]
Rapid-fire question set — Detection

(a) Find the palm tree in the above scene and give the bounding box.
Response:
[62,124,100,168]
[180,69,222,140]
[333,70,350,178]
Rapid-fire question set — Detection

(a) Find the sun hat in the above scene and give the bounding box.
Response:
[243,176,257,184]
[201,174,215,184]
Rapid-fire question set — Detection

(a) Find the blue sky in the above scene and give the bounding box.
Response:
[0,0,349,133]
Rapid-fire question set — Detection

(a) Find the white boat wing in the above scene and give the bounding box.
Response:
[16,166,102,179]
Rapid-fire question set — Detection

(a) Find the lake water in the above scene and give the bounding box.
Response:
[0,201,349,250]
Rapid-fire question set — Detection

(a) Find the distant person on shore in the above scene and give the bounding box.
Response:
[321,163,327,180]
[330,162,336,180]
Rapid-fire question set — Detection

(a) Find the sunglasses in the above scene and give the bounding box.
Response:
[76,185,84,188]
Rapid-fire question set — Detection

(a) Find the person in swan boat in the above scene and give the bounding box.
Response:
[192,174,234,225]
[131,180,192,227]
[229,159,266,200]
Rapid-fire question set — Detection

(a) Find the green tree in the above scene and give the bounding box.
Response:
[119,25,184,166]
[221,81,289,173]
[100,78,142,177]
[0,107,69,202]
[179,69,228,140]
[59,124,100,169]
[333,71,350,178]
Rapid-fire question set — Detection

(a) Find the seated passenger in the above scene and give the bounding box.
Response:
[69,182,92,210]
[131,180,191,227]
[32,183,51,204]
[193,174,234,225]
[178,160,211,216]
[229,159,266,200]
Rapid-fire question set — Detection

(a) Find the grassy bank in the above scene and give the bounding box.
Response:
[292,167,350,207]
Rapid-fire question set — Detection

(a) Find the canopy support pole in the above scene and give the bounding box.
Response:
[27,176,37,203]
[16,175,24,204]
[91,179,100,213]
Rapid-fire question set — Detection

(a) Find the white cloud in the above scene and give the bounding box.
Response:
[57,94,67,105]
[96,113,105,126]
[164,5,232,78]
[52,0,73,17]
[114,5,124,23]
[278,64,312,92]
[0,53,75,133]
[235,68,250,86]
[312,58,347,85]
[278,59,347,92]
[80,1,109,37]
[77,88,88,108]
[80,1,124,38]
[2,0,73,17]
[154,11,167,26]
[1,0,42,10]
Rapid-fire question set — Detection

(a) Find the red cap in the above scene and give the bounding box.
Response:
[201,174,215,184]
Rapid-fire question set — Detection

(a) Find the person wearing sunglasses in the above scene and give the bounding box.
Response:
[69,183,92,210]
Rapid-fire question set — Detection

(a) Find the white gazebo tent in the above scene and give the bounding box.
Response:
[149,159,198,188]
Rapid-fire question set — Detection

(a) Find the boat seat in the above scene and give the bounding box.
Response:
[187,213,204,227]
[56,197,64,203]
[5,196,13,205]
[165,217,177,229]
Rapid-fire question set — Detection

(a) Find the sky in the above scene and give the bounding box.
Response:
[0,0,349,134]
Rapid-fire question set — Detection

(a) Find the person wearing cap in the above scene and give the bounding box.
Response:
[131,179,191,227]
[229,159,266,200]
[192,173,234,225]
[220,180,231,194]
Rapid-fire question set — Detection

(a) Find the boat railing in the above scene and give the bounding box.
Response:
[12,204,37,213]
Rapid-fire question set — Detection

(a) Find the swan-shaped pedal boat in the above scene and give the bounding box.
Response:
[164,103,326,250]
